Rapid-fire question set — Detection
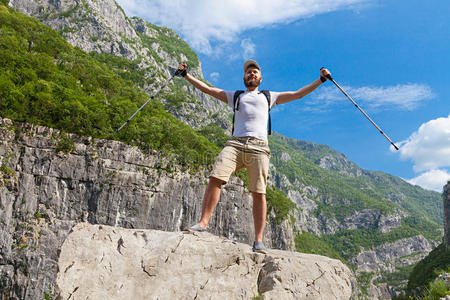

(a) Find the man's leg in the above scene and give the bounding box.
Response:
[191,142,240,231]
[197,176,225,229]
[252,192,267,242]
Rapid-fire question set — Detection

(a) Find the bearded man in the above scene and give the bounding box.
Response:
[178,60,330,253]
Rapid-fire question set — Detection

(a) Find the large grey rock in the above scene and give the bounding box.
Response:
[56,223,356,299]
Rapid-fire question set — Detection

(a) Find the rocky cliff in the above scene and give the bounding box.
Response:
[0,117,294,299]
[444,181,450,248]
[55,223,356,299]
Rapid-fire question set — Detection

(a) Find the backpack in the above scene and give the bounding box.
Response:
[232,90,272,136]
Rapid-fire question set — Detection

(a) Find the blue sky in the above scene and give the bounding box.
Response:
[117,0,450,192]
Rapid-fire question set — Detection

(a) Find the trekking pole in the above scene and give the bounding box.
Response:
[113,66,183,136]
[322,69,399,150]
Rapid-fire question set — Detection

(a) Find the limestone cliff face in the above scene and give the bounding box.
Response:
[56,223,356,299]
[444,181,450,248]
[0,117,293,299]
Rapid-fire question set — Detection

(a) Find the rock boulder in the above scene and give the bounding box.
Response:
[56,223,356,299]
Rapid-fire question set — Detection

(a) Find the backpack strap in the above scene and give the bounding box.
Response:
[260,90,272,135]
[232,90,245,135]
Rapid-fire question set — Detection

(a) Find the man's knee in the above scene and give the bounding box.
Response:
[252,192,266,200]
[209,176,226,187]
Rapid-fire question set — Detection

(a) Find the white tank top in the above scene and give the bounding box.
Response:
[226,90,279,141]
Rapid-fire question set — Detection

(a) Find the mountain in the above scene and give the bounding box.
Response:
[0,1,445,299]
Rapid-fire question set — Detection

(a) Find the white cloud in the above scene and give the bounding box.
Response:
[210,72,220,82]
[313,83,434,111]
[395,115,450,191]
[395,115,450,172]
[241,39,255,60]
[407,169,450,192]
[116,0,368,55]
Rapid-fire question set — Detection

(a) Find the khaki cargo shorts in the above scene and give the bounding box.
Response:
[210,137,270,194]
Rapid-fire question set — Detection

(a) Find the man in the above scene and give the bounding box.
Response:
[178,60,331,254]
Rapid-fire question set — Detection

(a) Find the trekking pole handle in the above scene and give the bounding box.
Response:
[320,67,333,81]
[177,63,188,77]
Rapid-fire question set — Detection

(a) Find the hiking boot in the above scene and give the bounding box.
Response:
[185,223,207,232]
[252,241,268,254]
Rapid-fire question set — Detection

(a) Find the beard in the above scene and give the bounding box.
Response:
[244,77,262,88]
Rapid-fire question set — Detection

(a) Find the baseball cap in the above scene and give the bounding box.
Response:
[243,59,260,72]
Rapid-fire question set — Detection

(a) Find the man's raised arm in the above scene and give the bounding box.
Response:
[178,64,228,103]
[276,68,331,105]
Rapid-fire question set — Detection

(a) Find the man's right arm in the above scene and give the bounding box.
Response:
[178,64,228,103]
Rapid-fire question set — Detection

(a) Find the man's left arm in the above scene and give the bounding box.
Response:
[276,68,331,105]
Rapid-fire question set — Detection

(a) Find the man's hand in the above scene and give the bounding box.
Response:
[276,67,332,104]
[320,68,331,82]
[178,63,188,77]
[177,63,227,103]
